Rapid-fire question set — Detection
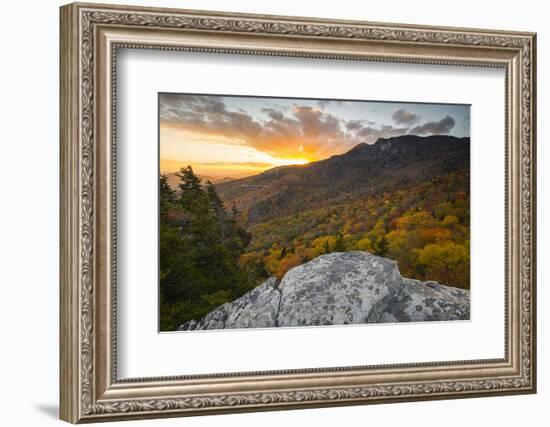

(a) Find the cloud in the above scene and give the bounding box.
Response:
[392,108,420,125]
[345,120,363,132]
[345,119,376,131]
[352,124,410,141]
[161,94,364,160]
[161,95,455,161]
[315,99,354,109]
[261,108,285,122]
[409,115,456,135]
[160,94,263,143]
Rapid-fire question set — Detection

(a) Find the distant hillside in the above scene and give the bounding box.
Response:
[216,135,470,224]
[160,134,471,330]
[165,171,234,192]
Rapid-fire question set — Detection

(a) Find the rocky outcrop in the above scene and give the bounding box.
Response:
[177,251,469,331]
[179,278,281,330]
[378,277,469,322]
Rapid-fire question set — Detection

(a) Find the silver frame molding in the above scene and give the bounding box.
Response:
[60,2,537,423]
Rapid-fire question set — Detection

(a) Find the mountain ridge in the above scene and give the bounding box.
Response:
[216,134,470,224]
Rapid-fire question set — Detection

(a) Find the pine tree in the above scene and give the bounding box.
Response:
[177,166,208,214]
[375,235,388,257]
[206,181,227,243]
[177,165,202,193]
[160,174,174,203]
[159,166,257,330]
[159,174,175,220]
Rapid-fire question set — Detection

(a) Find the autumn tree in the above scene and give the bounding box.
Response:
[413,241,470,288]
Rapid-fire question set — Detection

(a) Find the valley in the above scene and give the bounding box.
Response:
[159,134,470,330]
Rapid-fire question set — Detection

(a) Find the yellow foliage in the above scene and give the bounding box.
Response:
[241,170,470,290]
[356,237,373,252]
[395,210,436,231]
[310,236,336,257]
[441,214,460,228]
[413,241,470,289]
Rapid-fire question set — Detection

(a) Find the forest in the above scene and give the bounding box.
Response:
[159,167,253,331]
[159,165,470,331]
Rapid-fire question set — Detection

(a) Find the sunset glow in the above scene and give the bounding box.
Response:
[159,93,470,180]
[159,125,312,179]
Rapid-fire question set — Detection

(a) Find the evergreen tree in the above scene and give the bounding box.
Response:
[374,235,388,257]
[159,174,174,220]
[177,166,208,214]
[159,167,254,330]
[206,181,227,243]
[160,174,174,203]
[333,233,346,252]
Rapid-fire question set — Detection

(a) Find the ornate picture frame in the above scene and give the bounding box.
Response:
[60,2,536,423]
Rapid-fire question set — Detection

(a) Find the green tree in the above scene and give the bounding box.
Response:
[160,167,253,330]
[160,174,174,204]
[177,166,208,214]
[159,174,175,220]
[206,180,227,242]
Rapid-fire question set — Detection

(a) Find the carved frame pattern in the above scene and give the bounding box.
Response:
[60,2,536,423]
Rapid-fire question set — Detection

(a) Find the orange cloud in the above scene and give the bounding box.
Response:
[160,95,356,162]
[159,94,456,164]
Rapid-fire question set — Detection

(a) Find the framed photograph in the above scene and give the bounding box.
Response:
[60,2,537,423]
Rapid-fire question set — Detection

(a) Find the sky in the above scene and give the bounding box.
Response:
[159,93,470,179]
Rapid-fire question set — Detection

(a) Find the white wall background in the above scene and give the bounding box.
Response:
[0,0,545,426]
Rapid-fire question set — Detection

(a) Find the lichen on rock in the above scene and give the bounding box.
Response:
[177,251,470,331]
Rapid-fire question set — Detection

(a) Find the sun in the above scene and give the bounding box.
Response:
[272,157,310,166]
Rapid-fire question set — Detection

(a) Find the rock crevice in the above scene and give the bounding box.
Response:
[177,251,470,331]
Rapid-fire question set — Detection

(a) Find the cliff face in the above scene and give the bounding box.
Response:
[177,251,470,331]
